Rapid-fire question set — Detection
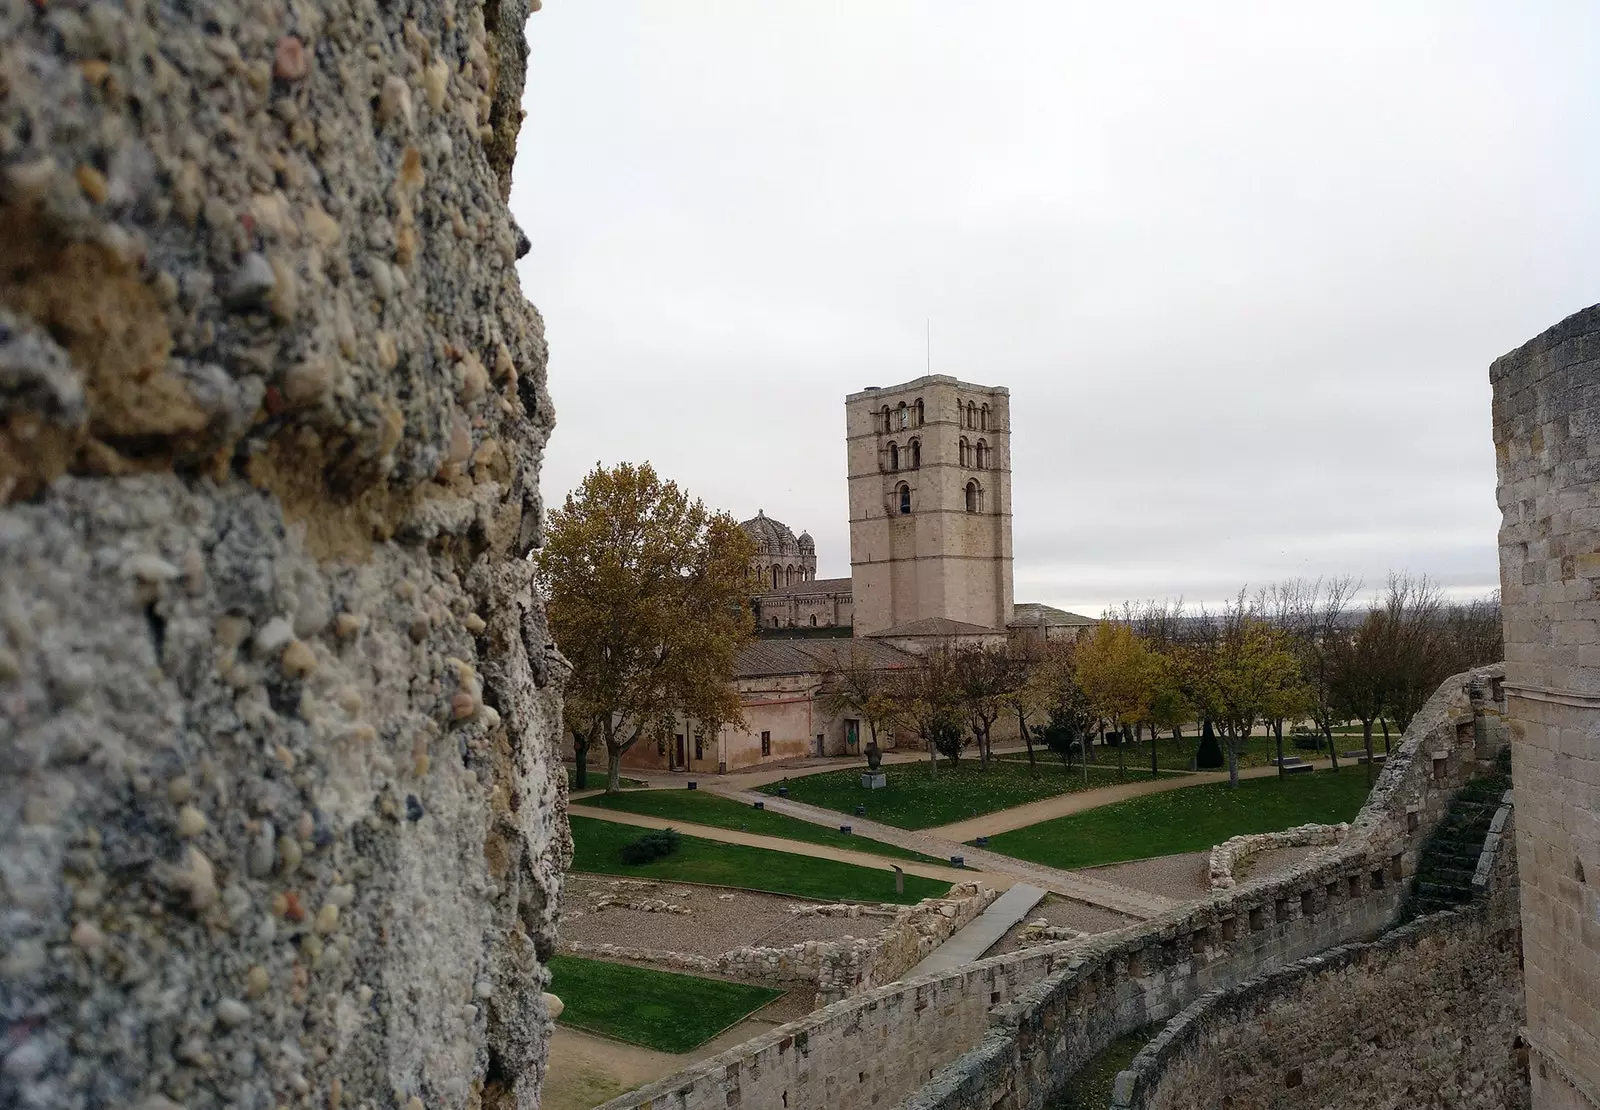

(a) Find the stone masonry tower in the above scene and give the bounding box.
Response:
[1493,303,1600,1110]
[846,375,1015,635]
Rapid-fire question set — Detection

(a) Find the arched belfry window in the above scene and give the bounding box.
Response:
[980,404,989,431]
[880,405,891,434]
[976,439,989,469]
[914,398,925,426]
[888,441,899,471]
[897,402,909,430]
[909,439,921,468]
[959,437,970,467]
[967,401,977,429]
[896,483,911,515]
[966,480,980,513]
[771,565,780,590]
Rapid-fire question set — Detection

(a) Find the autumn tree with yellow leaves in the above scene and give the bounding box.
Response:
[538,462,757,792]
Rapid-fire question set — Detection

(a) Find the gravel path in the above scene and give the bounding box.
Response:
[560,874,894,957]
[707,787,1177,919]
[1080,851,1212,902]
[1232,844,1318,884]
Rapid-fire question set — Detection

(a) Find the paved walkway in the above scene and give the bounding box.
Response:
[905,883,1047,978]
[926,761,1329,841]
[704,787,1176,919]
[566,804,1012,890]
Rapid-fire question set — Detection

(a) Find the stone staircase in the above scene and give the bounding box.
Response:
[1408,771,1511,916]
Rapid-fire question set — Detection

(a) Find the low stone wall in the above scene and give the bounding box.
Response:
[597,666,1505,1110]
[903,664,1507,1110]
[567,883,995,1008]
[1208,822,1349,890]
[1114,810,1525,1110]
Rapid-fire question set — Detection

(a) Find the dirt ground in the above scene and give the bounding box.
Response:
[560,874,893,956]
[986,893,1141,957]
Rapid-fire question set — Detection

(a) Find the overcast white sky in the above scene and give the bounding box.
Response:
[511,2,1600,615]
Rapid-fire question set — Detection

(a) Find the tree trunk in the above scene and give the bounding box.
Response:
[1274,718,1284,779]
[573,734,589,791]
[1227,726,1240,789]
[1149,726,1159,779]
[1115,722,1126,777]
[604,717,623,794]
[1379,716,1391,755]
[1321,711,1340,771]
[927,734,937,778]
[1019,708,1036,769]
[1362,718,1376,788]
[977,724,989,770]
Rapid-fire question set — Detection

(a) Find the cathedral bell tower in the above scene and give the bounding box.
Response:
[844,375,1014,636]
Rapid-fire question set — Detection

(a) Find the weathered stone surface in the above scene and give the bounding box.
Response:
[1492,302,1600,1110]
[0,3,563,1109]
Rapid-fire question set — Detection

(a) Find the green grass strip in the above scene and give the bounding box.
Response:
[568,815,950,904]
[761,759,1142,830]
[581,788,943,863]
[981,765,1373,870]
[548,955,783,1053]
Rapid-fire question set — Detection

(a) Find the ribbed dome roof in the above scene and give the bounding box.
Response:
[797,531,815,551]
[739,510,799,555]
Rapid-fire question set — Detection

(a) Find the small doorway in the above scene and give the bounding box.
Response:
[846,719,860,752]
[815,733,825,757]
[674,734,686,769]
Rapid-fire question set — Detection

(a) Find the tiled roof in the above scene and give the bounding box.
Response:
[869,617,1002,638]
[733,638,918,678]
[1009,603,1097,628]
[752,576,852,598]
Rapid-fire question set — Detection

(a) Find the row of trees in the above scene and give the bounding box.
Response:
[539,463,1503,795]
[827,576,1502,789]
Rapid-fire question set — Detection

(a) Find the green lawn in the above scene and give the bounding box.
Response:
[981,766,1373,870]
[548,955,782,1052]
[566,767,645,790]
[568,815,951,903]
[1048,1025,1158,1110]
[581,788,944,864]
[761,759,1146,830]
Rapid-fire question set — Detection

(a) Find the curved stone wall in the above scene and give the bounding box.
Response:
[1208,822,1349,890]
[0,4,564,1109]
[902,663,1507,1110]
[1113,808,1524,1110]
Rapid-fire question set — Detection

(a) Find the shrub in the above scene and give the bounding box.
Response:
[620,828,681,865]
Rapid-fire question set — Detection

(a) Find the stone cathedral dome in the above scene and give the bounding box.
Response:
[739,510,799,556]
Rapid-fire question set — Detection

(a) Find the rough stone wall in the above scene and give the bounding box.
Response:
[901,665,1506,1110]
[1492,302,1600,1110]
[1114,909,1526,1110]
[1207,822,1349,891]
[0,3,566,1109]
[1113,810,1527,1110]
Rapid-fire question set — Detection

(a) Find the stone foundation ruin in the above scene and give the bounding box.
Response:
[0,2,565,1108]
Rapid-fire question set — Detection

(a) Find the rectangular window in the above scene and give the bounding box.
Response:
[694,734,703,761]
[761,731,771,757]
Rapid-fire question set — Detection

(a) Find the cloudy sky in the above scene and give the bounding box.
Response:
[511,2,1600,615]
